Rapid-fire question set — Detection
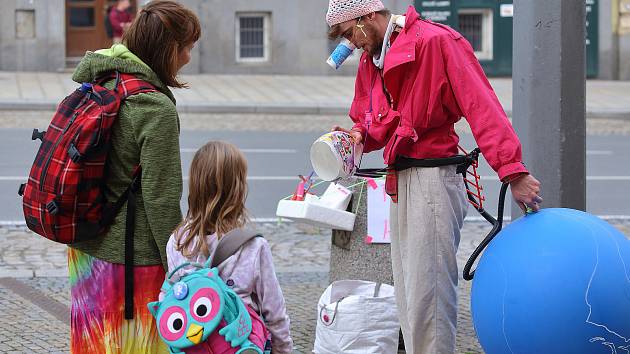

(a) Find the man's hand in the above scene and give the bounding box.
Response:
[510,174,543,213]
[331,125,363,144]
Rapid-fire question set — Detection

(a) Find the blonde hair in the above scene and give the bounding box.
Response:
[176,141,249,258]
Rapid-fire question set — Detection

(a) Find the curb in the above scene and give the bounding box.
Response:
[2,215,630,229]
[0,100,350,115]
[2,100,630,119]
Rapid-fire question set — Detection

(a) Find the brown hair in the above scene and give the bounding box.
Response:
[176,141,249,258]
[327,9,391,40]
[123,0,201,88]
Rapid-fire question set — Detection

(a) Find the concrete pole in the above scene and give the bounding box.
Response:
[511,0,587,218]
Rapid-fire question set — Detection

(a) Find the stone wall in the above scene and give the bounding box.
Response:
[192,0,408,76]
[0,0,65,71]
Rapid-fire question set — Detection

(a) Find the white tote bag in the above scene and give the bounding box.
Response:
[313,280,399,354]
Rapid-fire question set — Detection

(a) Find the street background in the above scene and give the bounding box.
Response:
[2,75,630,221]
[0,73,629,353]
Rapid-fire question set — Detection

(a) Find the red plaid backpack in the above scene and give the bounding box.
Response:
[19,72,156,319]
[19,72,155,244]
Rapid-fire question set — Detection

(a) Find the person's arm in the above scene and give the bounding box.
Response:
[440,33,527,179]
[159,235,179,301]
[439,33,542,211]
[332,53,382,150]
[128,93,183,270]
[253,240,293,353]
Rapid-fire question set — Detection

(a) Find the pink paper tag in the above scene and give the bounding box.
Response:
[367,178,378,190]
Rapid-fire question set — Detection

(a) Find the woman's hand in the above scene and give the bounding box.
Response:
[331,125,363,144]
[510,174,543,213]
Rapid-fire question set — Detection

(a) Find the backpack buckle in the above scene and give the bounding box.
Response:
[31,129,45,141]
[18,183,26,196]
[68,144,82,163]
[46,201,59,215]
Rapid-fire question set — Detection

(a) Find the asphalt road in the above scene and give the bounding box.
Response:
[1,128,629,223]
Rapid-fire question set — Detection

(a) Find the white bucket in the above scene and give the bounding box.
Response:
[310,132,363,181]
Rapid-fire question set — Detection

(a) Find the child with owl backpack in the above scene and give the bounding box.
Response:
[160,141,293,353]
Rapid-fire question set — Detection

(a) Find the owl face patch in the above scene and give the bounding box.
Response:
[148,265,261,354]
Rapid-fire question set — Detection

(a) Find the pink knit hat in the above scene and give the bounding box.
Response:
[326,0,385,27]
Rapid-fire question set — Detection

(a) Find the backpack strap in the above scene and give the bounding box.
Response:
[95,72,154,320]
[117,73,157,99]
[209,228,263,268]
[123,166,141,320]
[93,71,156,102]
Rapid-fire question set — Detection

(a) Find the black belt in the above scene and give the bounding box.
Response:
[355,148,481,178]
[394,154,470,172]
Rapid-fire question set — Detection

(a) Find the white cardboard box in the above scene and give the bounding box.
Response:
[276,199,356,231]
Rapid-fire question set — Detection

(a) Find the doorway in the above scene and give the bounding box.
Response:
[65,0,137,58]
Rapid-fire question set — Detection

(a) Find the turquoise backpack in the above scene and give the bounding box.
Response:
[148,229,265,354]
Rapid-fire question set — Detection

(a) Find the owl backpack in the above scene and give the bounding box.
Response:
[148,229,266,354]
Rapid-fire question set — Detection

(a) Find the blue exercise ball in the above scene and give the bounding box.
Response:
[471,208,630,354]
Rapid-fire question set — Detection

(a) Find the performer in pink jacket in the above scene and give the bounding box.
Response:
[325,1,543,353]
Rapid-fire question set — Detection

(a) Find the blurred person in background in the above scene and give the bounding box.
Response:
[108,0,135,43]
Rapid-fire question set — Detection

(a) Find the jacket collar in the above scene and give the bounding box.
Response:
[383,6,422,77]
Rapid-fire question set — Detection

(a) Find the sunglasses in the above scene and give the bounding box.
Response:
[340,18,367,41]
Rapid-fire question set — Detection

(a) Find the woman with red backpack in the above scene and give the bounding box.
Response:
[67,1,200,352]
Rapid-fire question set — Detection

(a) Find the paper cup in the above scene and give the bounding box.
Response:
[310,131,363,181]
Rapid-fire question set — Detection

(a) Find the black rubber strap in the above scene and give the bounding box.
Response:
[463,182,509,281]
[101,168,141,229]
[124,171,141,320]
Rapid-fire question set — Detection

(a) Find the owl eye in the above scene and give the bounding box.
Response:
[168,312,185,333]
[193,296,212,319]
[190,287,221,322]
[159,306,188,342]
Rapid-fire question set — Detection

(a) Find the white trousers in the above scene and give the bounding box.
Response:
[390,166,468,354]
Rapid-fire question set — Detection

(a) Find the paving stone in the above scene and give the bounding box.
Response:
[0,221,628,353]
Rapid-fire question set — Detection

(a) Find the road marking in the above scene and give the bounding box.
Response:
[0,176,304,181]
[465,215,630,222]
[180,148,297,154]
[587,150,613,155]
[477,175,630,181]
[5,176,630,181]
[1,218,290,227]
[3,215,630,227]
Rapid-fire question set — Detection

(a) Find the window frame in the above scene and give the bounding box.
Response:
[458,8,494,61]
[235,12,271,63]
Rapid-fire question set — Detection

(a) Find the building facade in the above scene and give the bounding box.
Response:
[0,0,629,79]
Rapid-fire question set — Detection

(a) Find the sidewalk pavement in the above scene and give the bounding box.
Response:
[0,220,629,353]
[1,72,630,119]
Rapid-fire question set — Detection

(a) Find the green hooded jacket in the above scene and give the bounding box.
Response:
[70,44,182,270]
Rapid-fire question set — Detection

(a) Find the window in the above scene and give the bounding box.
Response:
[69,7,95,27]
[458,9,493,61]
[236,13,271,62]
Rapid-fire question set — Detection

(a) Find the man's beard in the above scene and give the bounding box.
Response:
[369,42,383,57]
[364,25,383,57]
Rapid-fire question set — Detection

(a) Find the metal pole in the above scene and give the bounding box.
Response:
[512,0,587,218]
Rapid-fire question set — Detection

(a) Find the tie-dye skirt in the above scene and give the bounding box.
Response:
[68,247,168,354]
